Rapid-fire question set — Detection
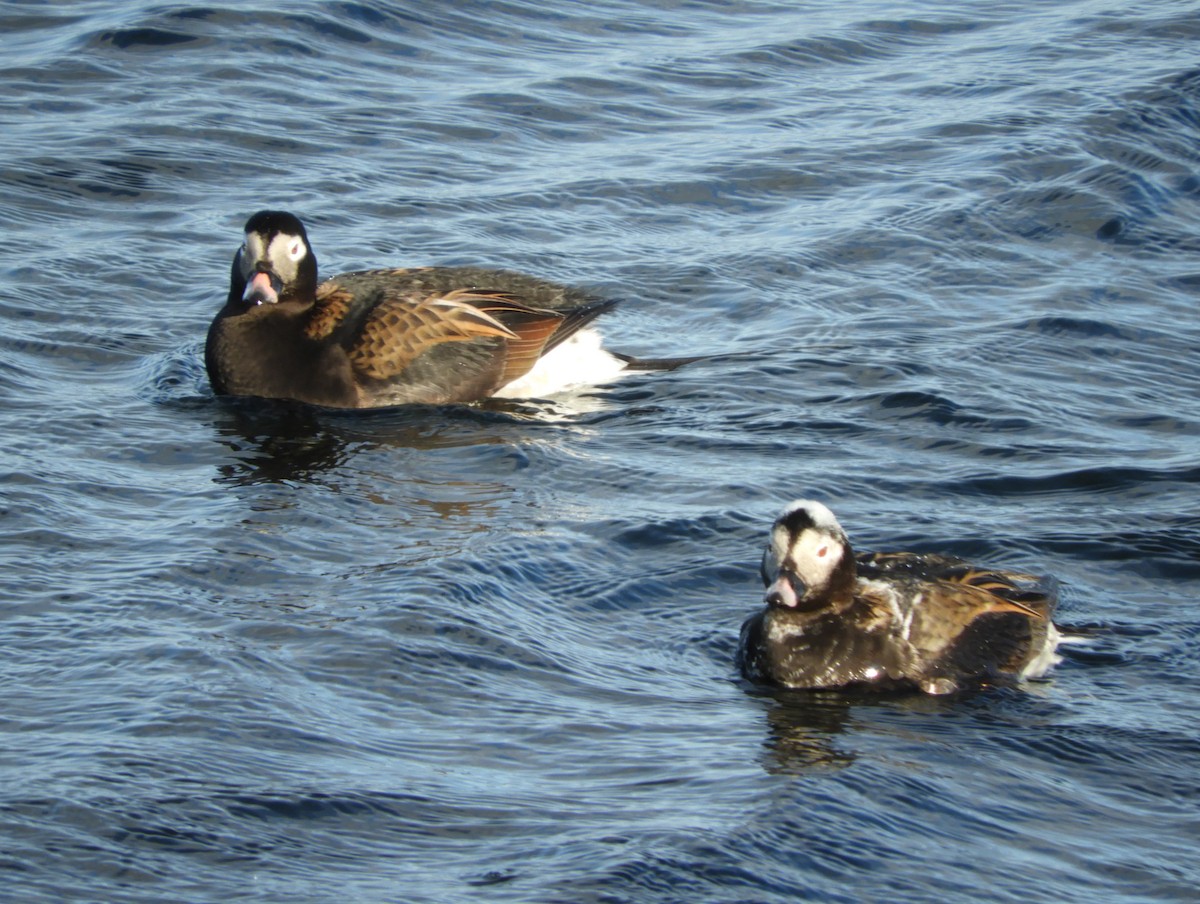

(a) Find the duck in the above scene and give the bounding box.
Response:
[738,499,1061,694]
[205,210,641,408]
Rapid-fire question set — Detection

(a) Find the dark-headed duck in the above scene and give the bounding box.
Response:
[206,210,639,408]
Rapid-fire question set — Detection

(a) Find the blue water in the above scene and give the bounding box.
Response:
[3,1,1200,901]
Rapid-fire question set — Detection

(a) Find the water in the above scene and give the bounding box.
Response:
[2,1,1199,901]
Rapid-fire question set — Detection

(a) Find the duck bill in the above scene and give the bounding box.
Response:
[243,270,282,305]
[765,571,806,608]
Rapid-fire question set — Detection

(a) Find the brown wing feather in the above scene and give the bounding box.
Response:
[476,305,563,387]
[937,581,1047,619]
[915,580,1056,679]
[445,290,567,387]
[911,579,1049,658]
[347,289,524,382]
[857,551,1051,618]
[307,284,355,341]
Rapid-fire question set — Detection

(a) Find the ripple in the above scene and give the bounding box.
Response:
[3,1,1200,901]
[958,463,1200,498]
[95,27,200,49]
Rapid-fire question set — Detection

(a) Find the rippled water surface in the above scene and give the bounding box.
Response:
[3,1,1200,901]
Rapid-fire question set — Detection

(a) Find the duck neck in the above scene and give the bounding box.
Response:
[823,539,859,611]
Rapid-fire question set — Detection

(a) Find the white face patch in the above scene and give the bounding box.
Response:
[765,525,789,579]
[785,525,845,593]
[280,233,307,263]
[267,231,307,276]
[239,230,308,288]
[244,233,267,264]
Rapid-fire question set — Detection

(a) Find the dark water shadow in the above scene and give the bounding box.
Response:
[202,395,575,486]
[741,677,1066,775]
[740,683,859,774]
[142,342,606,484]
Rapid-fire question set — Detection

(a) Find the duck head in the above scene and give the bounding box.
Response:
[228,210,318,307]
[761,499,858,611]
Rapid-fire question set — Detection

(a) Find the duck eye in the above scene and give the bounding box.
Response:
[816,545,828,558]
[287,239,306,261]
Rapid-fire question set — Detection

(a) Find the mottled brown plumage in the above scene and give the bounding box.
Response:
[739,500,1060,694]
[205,211,620,408]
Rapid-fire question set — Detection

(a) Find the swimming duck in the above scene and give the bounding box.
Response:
[738,500,1061,694]
[205,210,634,407]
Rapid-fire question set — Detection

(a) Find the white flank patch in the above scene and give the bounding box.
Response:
[492,328,628,399]
[1020,623,1063,680]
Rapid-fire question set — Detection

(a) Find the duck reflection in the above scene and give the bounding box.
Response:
[207,395,573,486]
[750,684,969,774]
[748,688,858,773]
